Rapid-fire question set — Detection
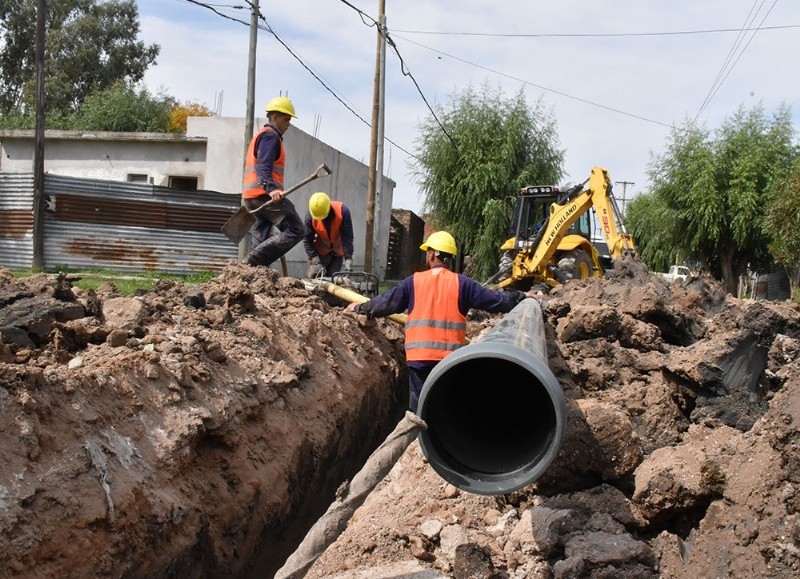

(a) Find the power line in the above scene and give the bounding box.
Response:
[392,33,673,129]
[694,0,780,122]
[390,23,800,39]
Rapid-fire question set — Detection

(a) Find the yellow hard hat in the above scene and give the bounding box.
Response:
[265,96,297,118]
[309,192,331,220]
[420,231,457,255]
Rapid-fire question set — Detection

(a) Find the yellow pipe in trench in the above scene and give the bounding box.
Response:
[307,279,407,325]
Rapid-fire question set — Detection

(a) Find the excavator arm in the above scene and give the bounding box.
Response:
[589,167,635,258]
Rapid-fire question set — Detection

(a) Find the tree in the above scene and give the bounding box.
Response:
[0,0,159,116]
[764,157,800,295]
[627,103,797,294]
[168,101,214,134]
[413,84,563,280]
[69,81,174,132]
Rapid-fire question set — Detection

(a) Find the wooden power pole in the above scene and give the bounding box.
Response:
[240,0,260,261]
[32,0,47,268]
[364,0,386,274]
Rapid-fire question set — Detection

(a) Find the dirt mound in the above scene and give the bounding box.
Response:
[1,263,800,578]
[306,267,800,579]
[0,263,407,578]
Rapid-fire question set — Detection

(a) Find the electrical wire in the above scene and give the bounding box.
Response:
[392,33,673,129]
[694,0,780,122]
[390,23,800,38]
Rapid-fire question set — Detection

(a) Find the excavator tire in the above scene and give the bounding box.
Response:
[556,249,593,282]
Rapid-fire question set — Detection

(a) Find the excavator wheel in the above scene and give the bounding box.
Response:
[556,249,593,282]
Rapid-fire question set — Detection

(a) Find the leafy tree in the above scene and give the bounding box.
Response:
[0,0,159,116]
[764,157,800,294]
[628,103,797,294]
[168,101,214,134]
[69,81,174,132]
[413,83,563,280]
[625,192,679,272]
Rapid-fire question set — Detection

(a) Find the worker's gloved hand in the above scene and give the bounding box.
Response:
[306,257,325,279]
[343,258,353,272]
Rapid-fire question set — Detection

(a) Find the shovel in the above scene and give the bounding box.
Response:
[221,163,333,243]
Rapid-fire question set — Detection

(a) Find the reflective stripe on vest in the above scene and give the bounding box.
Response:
[242,125,285,199]
[312,201,344,256]
[405,268,466,362]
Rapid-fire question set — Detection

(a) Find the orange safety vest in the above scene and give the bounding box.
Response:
[405,268,466,362]
[242,125,285,199]
[311,201,345,256]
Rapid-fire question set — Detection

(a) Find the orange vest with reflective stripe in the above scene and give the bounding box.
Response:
[242,125,285,199]
[312,201,344,256]
[405,268,466,362]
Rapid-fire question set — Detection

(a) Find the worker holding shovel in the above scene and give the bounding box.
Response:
[242,96,306,268]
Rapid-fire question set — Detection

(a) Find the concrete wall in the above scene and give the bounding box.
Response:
[0,130,207,188]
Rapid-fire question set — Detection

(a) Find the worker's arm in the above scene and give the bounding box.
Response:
[458,275,528,315]
[303,214,318,259]
[350,277,413,318]
[340,205,355,259]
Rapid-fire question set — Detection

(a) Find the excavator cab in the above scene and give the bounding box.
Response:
[508,185,593,249]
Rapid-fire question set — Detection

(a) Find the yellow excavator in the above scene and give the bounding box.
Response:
[486,166,636,290]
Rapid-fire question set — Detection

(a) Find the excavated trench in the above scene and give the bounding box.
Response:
[0,264,410,578]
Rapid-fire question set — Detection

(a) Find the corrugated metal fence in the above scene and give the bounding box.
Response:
[0,173,240,274]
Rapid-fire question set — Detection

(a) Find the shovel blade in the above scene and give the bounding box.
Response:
[221,206,256,243]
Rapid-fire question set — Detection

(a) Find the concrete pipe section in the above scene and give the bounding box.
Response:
[417,298,565,496]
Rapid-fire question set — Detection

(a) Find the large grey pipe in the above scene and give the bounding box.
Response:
[417,298,565,496]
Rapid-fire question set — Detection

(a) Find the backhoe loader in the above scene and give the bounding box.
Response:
[486,166,635,290]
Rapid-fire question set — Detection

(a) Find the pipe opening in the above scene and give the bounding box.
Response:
[422,355,557,479]
[419,349,563,495]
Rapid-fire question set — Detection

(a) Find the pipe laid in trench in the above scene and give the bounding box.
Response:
[417,298,565,496]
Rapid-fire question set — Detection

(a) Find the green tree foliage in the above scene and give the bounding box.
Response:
[627,103,797,294]
[0,0,159,116]
[69,81,174,132]
[413,84,563,280]
[764,157,800,293]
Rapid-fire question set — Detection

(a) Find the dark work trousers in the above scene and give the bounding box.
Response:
[319,252,344,276]
[244,196,305,268]
[408,362,437,414]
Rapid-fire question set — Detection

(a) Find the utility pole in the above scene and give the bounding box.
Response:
[364,0,386,274]
[614,180,634,216]
[32,0,47,268]
[240,0,260,260]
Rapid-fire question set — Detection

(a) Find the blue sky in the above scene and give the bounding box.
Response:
[136,0,800,214]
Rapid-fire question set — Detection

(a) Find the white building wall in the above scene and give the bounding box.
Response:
[0,131,207,188]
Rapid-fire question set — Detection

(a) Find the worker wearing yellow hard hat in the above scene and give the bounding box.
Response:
[303,192,355,278]
[348,231,538,413]
[241,95,305,268]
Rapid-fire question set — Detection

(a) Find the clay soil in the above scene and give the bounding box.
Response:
[1,258,800,579]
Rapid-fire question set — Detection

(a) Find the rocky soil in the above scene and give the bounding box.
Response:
[1,259,800,578]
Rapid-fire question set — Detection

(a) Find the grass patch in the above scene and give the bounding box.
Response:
[12,268,217,297]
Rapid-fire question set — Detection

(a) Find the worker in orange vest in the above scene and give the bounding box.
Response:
[303,192,354,278]
[242,96,305,269]
[347,231,538,412]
